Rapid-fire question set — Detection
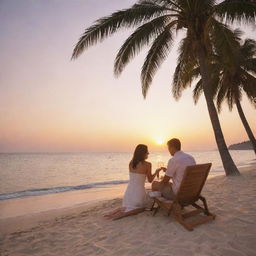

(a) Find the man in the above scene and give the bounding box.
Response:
[152,138,196,199]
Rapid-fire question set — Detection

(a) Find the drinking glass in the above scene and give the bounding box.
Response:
[157,161,164,180]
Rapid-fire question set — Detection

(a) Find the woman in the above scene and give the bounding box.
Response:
[105,144,161,220]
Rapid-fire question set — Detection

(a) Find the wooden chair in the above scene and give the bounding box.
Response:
[150,163,215,231]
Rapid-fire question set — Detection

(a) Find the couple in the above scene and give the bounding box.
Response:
[105,138,196,220]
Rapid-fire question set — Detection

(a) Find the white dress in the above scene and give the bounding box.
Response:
[122,172,148,212]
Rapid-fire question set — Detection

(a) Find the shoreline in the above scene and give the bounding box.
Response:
[1,150,254,201]
[1,163,256,255]
[0,184,127,234]
[0,162,255,235]
[0,173,227,234]
[0,166,247,202]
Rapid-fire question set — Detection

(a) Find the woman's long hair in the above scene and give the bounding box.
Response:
[131,144,148,169]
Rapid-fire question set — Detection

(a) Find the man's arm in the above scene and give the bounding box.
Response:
[146,163,161,183]
[161,174,171,184]
[161,159,176,184]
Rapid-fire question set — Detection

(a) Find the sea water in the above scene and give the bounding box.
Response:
[0,150,255,200]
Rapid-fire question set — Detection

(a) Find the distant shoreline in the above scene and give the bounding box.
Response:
[228,140,253,150]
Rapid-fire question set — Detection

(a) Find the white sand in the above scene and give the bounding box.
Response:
[0,163,256,256]
[0,184,126,234]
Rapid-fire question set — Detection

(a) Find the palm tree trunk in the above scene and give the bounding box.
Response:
[235,98,256,155]
[196,42,240,176]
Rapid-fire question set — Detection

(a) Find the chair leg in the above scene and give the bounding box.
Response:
[173,203,193,231]
[150,200,155,211]
[153,205,160,216]
[199,196,210,214]
[150,200,160,216]
[198,196,216,218]
[167,204,173,216]
[192,202,204,212]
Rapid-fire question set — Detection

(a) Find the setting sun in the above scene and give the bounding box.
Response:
[156,139,164,145]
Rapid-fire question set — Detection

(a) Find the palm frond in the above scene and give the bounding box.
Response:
[226,87,236,111]
[114,15,172,76]
[240,39,256,74]
[216,77,228,112]
[241,70,256,104]
[141,22,176,97]
[210,70,222,100]
[243,58,256,75]
[214,0,256,24]
[172,64,200,99]
[192,62,222,106]
[209,19,242,60]
[149,0,184,11]
[172,35,198,99]
[241,39,256,57]
[71,2,169,59]
[248,96,256,108]
[193,79,203,104]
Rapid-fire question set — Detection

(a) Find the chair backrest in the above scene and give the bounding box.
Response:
[176,163,212,205]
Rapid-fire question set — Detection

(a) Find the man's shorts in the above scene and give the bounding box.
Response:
[158,182,175,200]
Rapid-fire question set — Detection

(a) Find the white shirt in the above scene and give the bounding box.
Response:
[165,151,196,194]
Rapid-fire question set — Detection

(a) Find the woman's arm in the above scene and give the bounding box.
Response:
[146,163,161,183]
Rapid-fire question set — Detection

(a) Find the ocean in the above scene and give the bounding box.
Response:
[0,150,255,200]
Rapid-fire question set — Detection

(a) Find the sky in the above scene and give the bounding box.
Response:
[0,0,255,153]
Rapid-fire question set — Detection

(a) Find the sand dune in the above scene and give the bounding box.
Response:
[1,164,256,256]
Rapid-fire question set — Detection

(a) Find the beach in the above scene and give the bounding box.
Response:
[1,1,256,255]
[1,163,256,256]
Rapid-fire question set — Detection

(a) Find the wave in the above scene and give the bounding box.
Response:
[1,158,254,201]
[0,180,129,200]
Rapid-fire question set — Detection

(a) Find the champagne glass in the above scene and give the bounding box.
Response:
[157,161,164,180]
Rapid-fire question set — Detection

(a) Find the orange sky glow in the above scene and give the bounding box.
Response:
[0,0,255,153]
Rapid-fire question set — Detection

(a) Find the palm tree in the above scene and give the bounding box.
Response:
[72,0,256,175]
[189,38,256,154]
